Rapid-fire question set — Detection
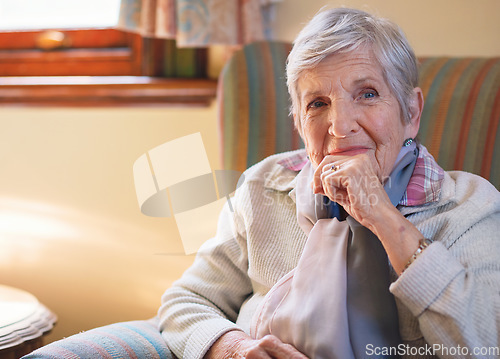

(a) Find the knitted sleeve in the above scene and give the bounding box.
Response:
[158,187,253,359]
[391,176,500,358]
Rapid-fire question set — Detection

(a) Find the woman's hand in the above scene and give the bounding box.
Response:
[312,153,393,231]
[311,153,425,275]
[205,330,308,359]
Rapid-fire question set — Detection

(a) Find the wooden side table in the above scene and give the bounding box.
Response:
[0,285,57,359]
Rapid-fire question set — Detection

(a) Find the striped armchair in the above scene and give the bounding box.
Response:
[217,41,500,189]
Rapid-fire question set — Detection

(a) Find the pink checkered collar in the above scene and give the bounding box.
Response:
[277,145,445,206]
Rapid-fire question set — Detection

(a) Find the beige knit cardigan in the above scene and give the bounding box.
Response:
[159,149,500,359]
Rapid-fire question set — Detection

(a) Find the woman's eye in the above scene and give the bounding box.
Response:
[360,90,378,100]
[308,100,327,109]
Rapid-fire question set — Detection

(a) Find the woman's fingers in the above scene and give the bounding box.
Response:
[205,331,308,359]
[312,156,342,194]
[258,335,308,358]
[312,155,348,195]
[245,335,308,359]
[311,153,391,226]
[244,346,273,359]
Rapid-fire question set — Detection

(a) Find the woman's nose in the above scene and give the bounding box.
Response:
[327,100,359,138]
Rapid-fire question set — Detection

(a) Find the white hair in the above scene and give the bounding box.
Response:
[287,7,419,132]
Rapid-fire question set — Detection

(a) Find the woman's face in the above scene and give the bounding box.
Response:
[295,47,420,180]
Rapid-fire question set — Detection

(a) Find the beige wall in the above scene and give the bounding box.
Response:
[274,0,500,56]
[0,105,219,342]
[1,0,498,345]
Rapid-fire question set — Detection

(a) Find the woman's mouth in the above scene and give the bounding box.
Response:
[330,146,370,156]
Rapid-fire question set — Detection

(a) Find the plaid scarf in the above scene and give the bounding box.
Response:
[278,144,445,207]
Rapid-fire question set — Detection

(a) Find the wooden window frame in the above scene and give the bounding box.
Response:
[0,28,217,106]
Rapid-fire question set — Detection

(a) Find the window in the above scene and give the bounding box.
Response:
[0,28,142,77]
[0,0,216,106]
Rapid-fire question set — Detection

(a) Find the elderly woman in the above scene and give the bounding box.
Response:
[24,7,499,359]
[159,7,500,359]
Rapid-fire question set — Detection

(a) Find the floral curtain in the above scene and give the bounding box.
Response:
[117,0,281,47]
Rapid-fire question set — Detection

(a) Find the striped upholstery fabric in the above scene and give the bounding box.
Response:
[217,41,500,189]
[217,41,303,172]
[22,318,174,359]
[418,57,500,187]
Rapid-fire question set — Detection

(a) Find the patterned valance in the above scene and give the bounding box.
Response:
[117,0,281,47]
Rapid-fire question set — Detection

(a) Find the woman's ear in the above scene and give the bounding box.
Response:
[406,87,424,139]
